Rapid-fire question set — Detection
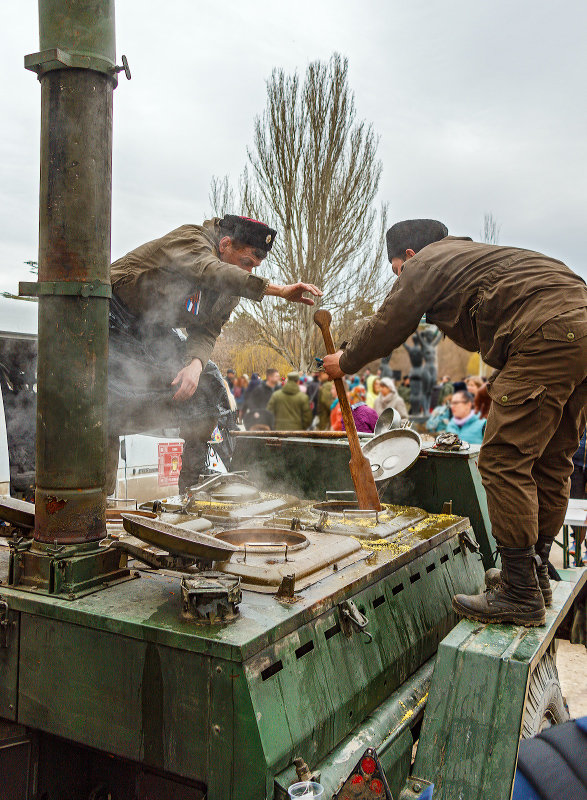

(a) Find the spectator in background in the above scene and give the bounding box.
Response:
[306,372,321,417]
[374,377,409,419]
[426,393,452,434]
[330,383,343,430]
[267,372,312,430]
[232,374,248,419]
[474,384,492,420]
[344,385,379,433]
[437,375,454,405]
[465,375,484,398]
[365,375,380,408]
[244,372,261,397]
[316,370,333,430]
[446,390,486,444]
[242,368,280,429]
[225,368,236,393]
[397,374,411,412]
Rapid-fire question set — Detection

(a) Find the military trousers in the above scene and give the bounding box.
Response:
[478,307,587,548]
[105,296,232,496]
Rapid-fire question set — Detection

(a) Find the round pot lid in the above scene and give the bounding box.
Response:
[361,428,421,482]
[121,513,236,560]
[373,407,402,436]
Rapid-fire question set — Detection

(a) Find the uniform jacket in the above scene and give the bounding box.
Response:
[267,379,312,431]
[339,237,587,374]
[110,219,269,367]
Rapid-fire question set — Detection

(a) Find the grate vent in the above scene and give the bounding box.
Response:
[261,660,283,681]
[295,640,315,659]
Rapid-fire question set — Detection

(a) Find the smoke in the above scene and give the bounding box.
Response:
[0,339,37,496]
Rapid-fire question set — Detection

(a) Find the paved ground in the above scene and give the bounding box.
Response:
[549,534,587,717]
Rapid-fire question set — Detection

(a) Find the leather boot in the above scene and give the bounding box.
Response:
[485,539,554,606]
[453,546,545,626]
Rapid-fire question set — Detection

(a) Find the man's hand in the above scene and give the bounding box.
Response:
[171,358,203,402]
[266,282,323,305]
[323,350,346,380]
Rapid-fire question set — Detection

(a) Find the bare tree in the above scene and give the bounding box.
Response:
[208,176,235,219]
[211,54,388,370]
[482,212,501,244]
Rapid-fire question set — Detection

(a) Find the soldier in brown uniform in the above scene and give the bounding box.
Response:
[323,219,587,626]
[107,215,321,493]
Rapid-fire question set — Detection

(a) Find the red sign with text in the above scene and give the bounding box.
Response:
[158,442,183,486]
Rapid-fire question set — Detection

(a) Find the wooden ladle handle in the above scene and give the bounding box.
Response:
[313,309,336,354]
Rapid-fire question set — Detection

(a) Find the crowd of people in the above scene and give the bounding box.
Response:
[222,365,493,444]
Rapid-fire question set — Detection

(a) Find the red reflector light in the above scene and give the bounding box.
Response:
[370,778,384,795]
[351,774,364,784]
[361,756,377,775]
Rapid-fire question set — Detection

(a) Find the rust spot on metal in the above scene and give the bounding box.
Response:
[45,496,68,514]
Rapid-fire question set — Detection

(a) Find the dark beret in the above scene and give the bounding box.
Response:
[386,219,448,261]
[219,214,277,253]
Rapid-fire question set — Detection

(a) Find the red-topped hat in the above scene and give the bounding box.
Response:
[219,214,277,253]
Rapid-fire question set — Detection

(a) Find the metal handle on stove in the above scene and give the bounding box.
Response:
[242,542,289,563]
[342,509,380,523]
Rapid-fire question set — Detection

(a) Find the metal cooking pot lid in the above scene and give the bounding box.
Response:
[0,497,35,529]
[210,482,261,502]
[373,407,402,436]
[121,513,237,561]
[361,428,421,482]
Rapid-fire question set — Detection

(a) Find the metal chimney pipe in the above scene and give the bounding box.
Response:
[24,1,118,543]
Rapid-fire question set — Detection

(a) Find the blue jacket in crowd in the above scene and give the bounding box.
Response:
[445,412,486,445]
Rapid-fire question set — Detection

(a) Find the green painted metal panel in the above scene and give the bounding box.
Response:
[274,659,434,799]
[0,604,19,720]
[230,661,268,800]
[245,538,485,787]
[413,570,587,800]
[17,613,210,783]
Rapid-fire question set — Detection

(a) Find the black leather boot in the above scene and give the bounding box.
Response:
[453,546,546,626]
[485,539,554,606]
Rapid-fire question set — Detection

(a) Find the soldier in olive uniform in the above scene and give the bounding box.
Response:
[323,219,587,626]
[107,215,321,494]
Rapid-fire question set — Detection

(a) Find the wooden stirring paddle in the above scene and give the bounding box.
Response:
[314,309,381,511]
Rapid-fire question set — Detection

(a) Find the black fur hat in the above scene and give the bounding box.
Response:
[386,219,448,261]
[219,215,277,253]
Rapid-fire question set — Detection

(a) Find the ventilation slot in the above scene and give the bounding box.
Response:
[261,660,283,681]
[373,595,386,609]
[440,554,449,564]
[392,583,404,596]
[426,563,436,574]
[325,622,341,640]
[410,572,421,584]
[453,545,461,556]
[295,640,315,660]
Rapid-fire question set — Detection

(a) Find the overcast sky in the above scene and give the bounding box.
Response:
[2,0,586,296]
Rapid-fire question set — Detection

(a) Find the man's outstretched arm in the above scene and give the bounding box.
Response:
[323,260,443,379]
[265,282,322,305]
